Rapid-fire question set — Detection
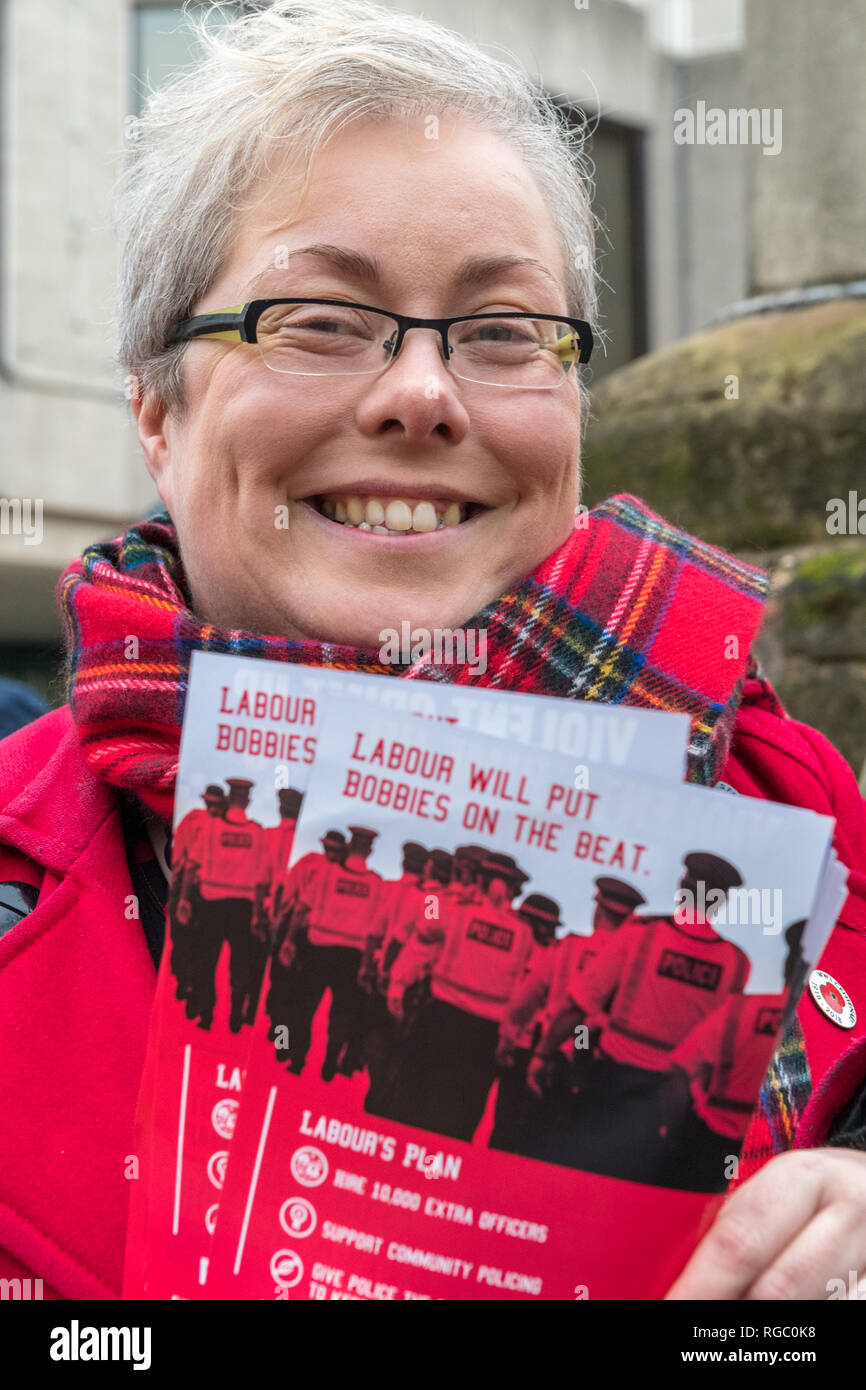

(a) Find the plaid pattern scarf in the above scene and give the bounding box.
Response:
[737,1014,813,1185]
[58,492,769,822]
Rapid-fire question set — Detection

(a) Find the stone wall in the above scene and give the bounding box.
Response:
[581,299,866,778]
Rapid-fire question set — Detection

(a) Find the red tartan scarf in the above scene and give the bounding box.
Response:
[57,493,769,823]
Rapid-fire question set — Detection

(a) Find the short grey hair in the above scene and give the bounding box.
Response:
[117,0,597,413]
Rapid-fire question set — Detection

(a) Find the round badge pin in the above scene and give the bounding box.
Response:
[808,969,856,1029]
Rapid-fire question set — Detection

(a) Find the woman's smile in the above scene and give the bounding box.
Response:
[298,479,491,541]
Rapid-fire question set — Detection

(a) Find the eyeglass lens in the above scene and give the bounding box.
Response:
[253,302,579,387]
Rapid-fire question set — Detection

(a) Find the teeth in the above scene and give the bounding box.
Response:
[412,501,438,533]
[384,500,413,532]
[319,494,469,533]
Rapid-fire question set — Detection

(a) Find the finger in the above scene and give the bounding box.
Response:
[665,1152,824,1300]
[745,1199,866,1301]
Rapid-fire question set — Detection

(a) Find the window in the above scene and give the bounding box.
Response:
[559,104,649,378]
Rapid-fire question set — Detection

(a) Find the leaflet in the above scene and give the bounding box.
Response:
[201,702,838,1300]
[124,650,691,1299]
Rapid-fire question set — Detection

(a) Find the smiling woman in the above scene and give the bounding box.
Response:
[126,94,594,644]
[0,0,865,1304]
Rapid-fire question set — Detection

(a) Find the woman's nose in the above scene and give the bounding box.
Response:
[355,327,470,442]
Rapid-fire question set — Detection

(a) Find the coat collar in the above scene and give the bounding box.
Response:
[0,706,117,874]
[0,706,155,1299]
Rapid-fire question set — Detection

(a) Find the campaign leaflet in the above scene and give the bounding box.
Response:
[203,704,838,1301]
[124,650,691,1299]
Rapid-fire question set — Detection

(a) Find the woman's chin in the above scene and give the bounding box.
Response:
[256,531,512,648]
[279,593,488,652]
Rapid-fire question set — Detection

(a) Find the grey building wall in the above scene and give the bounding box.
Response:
[745,0,866,292]
[669,50,749,336]
[1,0,152,643]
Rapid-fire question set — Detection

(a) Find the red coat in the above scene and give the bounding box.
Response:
[0,687,864,1299]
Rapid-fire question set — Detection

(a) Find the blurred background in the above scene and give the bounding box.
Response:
[1,0,864,775]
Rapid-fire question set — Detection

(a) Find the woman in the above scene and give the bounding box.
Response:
[0,0,864,1301]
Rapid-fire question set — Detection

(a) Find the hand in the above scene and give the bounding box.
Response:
[388,992,404,1021]
[278,937,296,969]
[175,898,191,926]
[526,1054,553,1099]
[252,911,270,942]
[665,1148,866,1300]
[495,1033,517,1067]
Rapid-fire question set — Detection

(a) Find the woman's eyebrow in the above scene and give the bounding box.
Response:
[245,244,561,295]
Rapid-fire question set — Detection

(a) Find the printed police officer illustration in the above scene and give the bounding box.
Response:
[174,775,271,1032]
[386,851,534,1140]
[446,844,487,909]
[386,848,455,1027]
[779,918,808,1034]
[359,839,429,1116]
[528,851,751,1180]
[662,918,808,1193]
[504,874,648,1147]
[266,828,347,1068]
[489,892,562,1155]
[268,824,383,1080]
[169,783,226,1010]
[265,786,304,928]
[384,846,486,1030]
[332,826,385,1077]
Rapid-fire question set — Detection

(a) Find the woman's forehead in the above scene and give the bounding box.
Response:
[218,115,568,302]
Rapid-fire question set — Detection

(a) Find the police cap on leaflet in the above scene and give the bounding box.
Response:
[519,893,562,925]
[321,830,347,848]
[682,852,743,895]
[429,849,453,877]
[454,844,486,863]
[593,876,647,915]
[401,840,429,870]
[347,825,379,842]
[226,777,254,793]
[479,851,530,886]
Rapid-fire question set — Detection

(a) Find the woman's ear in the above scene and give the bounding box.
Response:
[130,380,176,511]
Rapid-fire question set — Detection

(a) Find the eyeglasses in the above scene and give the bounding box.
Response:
[168,298,593,390]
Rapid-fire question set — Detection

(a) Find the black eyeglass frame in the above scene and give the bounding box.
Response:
[167,297,594,370]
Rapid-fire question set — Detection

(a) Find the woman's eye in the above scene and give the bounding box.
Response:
[267,309,369,336]
[297,317,345,333]
[463,319,535,343]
